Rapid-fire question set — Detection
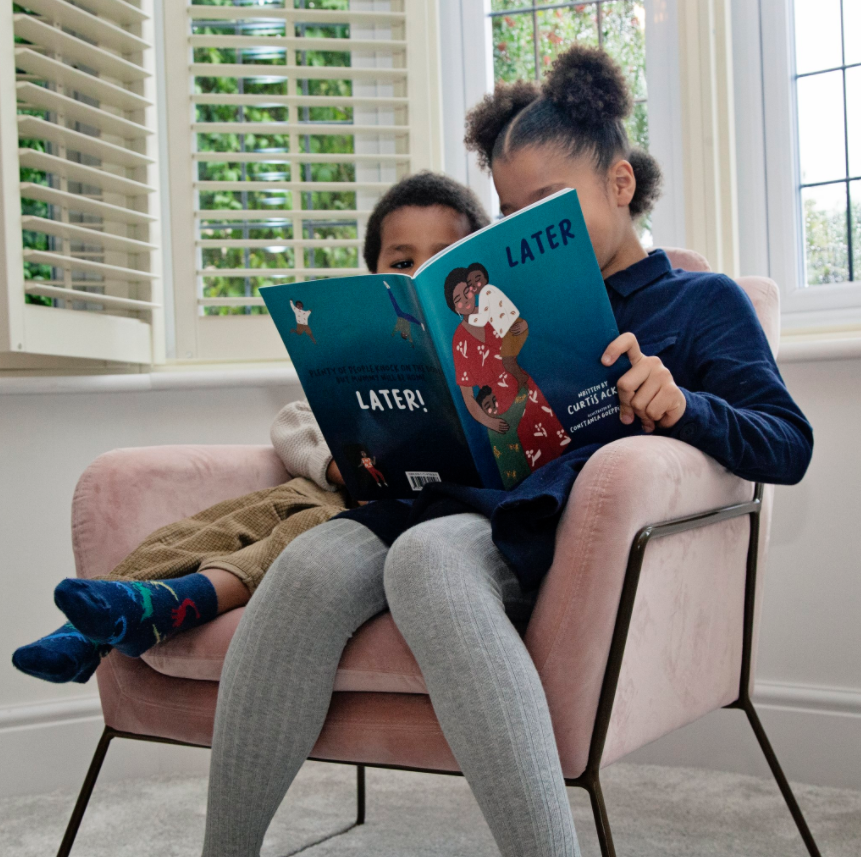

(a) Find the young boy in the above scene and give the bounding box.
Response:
[13,172,489,684]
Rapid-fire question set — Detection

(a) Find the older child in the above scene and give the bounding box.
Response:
[199,45,813,857]
[12,172,488,685]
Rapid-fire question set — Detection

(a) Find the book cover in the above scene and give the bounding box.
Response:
[262,189,635,500]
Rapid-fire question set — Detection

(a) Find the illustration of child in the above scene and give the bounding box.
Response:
[466,263,529,386]
[385,281,425,347]
[290,299,317,343]
[476,385,531,489]
[358,449,388,487]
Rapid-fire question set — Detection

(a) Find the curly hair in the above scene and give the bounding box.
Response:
[363,172,490,271]
[443,266,471,315]
[464,45,662,218]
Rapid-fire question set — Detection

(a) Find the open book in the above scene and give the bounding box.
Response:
[261,189,634,500]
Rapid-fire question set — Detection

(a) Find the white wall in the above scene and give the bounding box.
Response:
[0,374,303,798]
[1,355,859,799]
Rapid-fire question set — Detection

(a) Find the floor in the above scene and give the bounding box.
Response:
[2,761,859,856]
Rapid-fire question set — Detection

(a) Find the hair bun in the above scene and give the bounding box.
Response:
[464,79,540,170]
[543,44,632,127]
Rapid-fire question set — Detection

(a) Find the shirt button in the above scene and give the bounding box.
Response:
[680,423,697,442]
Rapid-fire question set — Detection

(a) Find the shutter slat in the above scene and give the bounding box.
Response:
[194,180,389,193]
[13,15,150,83]
[188,35,406,53]
[197,239,362,249]
[187,7,405,26]
[193,152,409,165]
[191,122,405,136]
[24,249,157,281]
[22,215,157,252]
[14,48,153,112]
[196,209,371,222]
[17,0,150,53]
[25,283,159,310]
[199,267,364,278]
[18,149,155,196]
[17,82,153,140]
[191,94,408,108]
[20,183,156,225]
[190,63,405,81]
[17,116,154,169]
[76,0,149,27]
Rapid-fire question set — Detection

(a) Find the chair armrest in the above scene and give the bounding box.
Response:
[526,435,754,776]
[72,445,288,580]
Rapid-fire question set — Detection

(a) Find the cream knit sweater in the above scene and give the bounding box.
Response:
[270,400,337,491]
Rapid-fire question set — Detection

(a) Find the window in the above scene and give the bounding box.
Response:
[793,0,859,287]
[0,0,161,367]
[751,0,861,328]
[488,1,648,154]
[162,0,444,362]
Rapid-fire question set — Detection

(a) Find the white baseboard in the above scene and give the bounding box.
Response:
[626,681,861,790]
[0,696,209,799]
[1,681,859,800]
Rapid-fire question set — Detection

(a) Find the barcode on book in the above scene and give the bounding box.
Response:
[406,471,442,491]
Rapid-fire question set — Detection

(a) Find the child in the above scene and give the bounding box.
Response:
[12,171,489,684]
[289,299,316,343]
[476,383,532,487]
[386,280,425,347]
[200,45,813,857]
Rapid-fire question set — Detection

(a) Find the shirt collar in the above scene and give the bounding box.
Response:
[604,249,672,297]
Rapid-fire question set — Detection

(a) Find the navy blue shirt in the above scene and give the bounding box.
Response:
[341,250,813,591]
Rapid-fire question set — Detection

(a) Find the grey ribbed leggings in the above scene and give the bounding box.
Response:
[202,514,580,857]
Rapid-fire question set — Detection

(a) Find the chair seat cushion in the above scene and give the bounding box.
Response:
[140,608,429,694]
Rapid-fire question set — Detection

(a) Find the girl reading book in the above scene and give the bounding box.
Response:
[200,46,813,857]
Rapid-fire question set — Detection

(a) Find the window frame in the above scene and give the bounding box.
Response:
[740,0,861,331]
[160,0,445,365]
[438,0,685,248]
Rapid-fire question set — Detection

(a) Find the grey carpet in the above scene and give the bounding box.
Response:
[1,762,859,856]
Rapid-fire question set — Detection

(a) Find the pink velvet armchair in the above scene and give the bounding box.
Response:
[57,250,821,857]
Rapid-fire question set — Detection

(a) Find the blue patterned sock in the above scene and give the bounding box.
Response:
[54,575,219,658]
[12,624,111,684]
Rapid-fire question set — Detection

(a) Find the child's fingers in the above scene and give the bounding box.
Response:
[616,359,652,423]
[629,372,664,418]
[657,396,687,428]
[602,332,642,367]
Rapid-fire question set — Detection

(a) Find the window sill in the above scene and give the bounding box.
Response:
[0,363,302,396]
[2,332,858,396]
[778,331,861,363]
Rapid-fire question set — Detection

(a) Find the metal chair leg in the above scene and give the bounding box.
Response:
[743,702,823,857]
[56,727,114,857]
[356,764,366,825]
[586,775,617,857]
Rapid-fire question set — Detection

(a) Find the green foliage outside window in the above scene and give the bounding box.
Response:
[491,2,648,152]
[193,0,360,316]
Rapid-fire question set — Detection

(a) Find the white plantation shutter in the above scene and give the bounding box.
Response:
[163,0,443,362]
[0,0,162,368]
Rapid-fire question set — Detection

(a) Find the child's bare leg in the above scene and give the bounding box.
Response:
[200,568,251,614]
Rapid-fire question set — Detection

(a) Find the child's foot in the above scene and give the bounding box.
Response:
[54,575,218,658]
[12,624,111,683]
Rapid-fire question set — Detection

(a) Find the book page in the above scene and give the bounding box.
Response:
[414,189,636,491]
